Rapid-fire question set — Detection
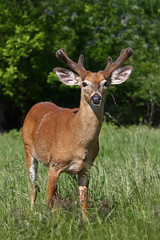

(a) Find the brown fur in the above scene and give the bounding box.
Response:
[22,75,106,215]
[22,51,133,216]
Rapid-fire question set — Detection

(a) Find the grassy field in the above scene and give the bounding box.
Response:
[0,124,160,240]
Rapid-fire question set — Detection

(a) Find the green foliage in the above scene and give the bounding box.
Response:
[0,0,160,128]
[0,125,160,239]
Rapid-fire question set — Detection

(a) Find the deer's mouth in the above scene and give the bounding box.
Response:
[91,101,102,107]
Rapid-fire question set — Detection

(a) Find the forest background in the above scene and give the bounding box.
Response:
[0,0,160,130]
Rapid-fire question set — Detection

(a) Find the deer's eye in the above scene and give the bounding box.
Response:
[103,81,108,88]
[82,82,88,88]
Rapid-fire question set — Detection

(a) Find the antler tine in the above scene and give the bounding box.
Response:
[56,48,88,79]
[106,56,113,69]
[103,47,133,79]
[78,54,84,66]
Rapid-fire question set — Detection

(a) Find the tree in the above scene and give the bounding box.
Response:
[0,0,160,129]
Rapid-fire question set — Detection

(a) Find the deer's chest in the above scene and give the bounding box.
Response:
[51,147,89,174]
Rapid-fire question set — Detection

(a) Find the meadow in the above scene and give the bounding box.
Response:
[0,124,160,240]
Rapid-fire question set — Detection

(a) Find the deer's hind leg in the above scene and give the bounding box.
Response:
[25,148,38,209]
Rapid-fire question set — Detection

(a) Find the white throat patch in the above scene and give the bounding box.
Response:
[89,102,101,111]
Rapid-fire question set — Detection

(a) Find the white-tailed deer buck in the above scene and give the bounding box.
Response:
[22,47,133,216]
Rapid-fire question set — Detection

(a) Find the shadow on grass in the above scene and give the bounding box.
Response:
[49,192,115,220]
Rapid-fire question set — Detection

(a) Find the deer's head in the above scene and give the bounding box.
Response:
[53,48,133,108]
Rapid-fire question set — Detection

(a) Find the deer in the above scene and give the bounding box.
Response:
[22,47,133,216]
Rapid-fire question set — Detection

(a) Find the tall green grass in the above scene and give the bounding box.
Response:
[0,125,160,240]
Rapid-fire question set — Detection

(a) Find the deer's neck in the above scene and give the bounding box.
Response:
[71,98,105,147]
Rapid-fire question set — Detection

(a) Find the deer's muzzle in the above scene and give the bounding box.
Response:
[91,94,102,106]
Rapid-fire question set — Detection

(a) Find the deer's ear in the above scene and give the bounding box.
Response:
[53,68,81,86]
[111,66,133,85]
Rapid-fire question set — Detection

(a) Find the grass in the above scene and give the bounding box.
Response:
[0,124,160,239]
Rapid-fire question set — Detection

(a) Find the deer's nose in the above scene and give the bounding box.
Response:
[91,94,102,106]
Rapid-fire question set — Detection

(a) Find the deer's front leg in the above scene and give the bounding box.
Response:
[47,166,60,209]
[78,172,89,217]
